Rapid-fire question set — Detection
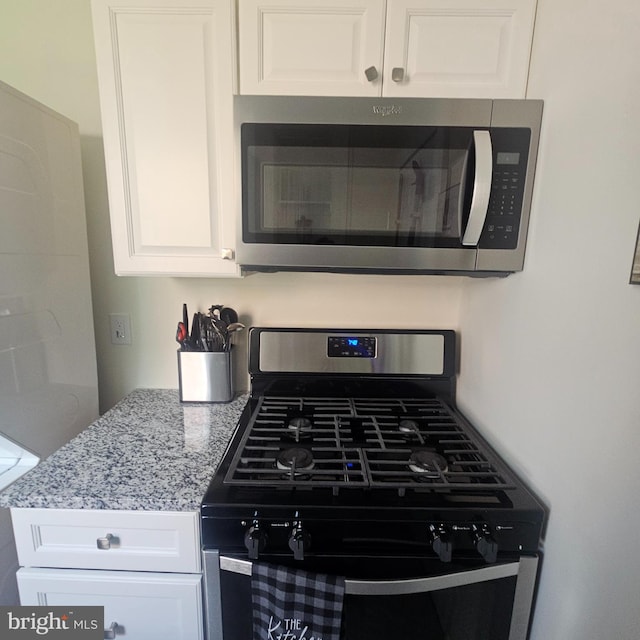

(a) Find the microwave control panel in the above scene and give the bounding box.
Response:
[479,128,531,250]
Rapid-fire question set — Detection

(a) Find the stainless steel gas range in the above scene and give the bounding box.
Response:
[201,328,545,640]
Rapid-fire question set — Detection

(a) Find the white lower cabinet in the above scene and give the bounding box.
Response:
[17,568,203,640]
[11,508,204,639]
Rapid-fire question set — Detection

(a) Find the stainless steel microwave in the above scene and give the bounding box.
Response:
[235,96,543,276]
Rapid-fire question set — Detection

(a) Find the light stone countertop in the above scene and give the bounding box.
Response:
[0,389,248,512]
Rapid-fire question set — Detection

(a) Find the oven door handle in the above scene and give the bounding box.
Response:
[218,555,521,596]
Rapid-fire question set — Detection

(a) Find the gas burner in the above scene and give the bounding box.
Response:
[398,418,427,445]
[398,418,418,433]
[398,419,420,435]
[288,416,312,431]
[276,447,315,475]
[285,415,314,442]
[408,449,448,477]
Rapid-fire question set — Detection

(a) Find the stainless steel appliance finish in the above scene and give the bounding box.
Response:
[201,328,545,640]
[256,330,447,375]
[235,96,543,276]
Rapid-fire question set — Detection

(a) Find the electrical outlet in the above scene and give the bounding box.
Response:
[109,313,132,345]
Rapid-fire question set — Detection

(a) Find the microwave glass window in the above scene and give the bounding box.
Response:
[249,148,469,238]
[259,157,467,237]
[247,135,471,246]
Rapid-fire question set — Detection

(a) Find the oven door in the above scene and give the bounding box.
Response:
[203,551,538,640]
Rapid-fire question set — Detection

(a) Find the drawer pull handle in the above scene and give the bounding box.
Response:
[97,533,120,550]
[104,622,124,638]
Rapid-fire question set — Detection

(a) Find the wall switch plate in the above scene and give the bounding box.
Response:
[109,313,132,345]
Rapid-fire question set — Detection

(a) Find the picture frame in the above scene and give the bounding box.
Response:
[631,221,640,284]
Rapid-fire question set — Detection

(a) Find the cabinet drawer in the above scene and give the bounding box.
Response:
[11,508,200,573]
[17,567,203,640]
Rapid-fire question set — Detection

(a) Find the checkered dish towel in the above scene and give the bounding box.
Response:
[251,563,345,640]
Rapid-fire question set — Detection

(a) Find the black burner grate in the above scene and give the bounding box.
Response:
[223,396,516,494]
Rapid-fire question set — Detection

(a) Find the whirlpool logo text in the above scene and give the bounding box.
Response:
[1,607,103,639]
[372,104,402,117]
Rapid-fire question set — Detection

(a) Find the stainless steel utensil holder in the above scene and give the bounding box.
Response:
[178,350,233,403]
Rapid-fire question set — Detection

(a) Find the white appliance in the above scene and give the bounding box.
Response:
[0,80,99,603]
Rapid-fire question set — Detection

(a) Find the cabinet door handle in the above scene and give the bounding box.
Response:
[364,66,379,82]
[221,248,234,260]
[391,67,405,82]
[104,622,124,638]
[96,533,120,550]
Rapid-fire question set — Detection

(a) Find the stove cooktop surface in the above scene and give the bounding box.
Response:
[200,328,545,558]
[202,392,541,513]
[223,395,515,494]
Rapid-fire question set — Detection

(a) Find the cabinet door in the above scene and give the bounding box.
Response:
[91,0,240,276]
[17,568,203,640]
[383,0,538,98]
[238,0,386,96]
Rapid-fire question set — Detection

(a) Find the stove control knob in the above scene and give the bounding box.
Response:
[429,524,452,563]
[244,524,268,560]
[473,524,498,563]
[288,523,310,561]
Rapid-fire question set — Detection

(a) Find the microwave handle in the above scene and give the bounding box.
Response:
[461,130,493,246]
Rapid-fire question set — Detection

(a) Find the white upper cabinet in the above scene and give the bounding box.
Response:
[383,0,537,98]
[92,0,240,276]
[238,0,538,98]
[238,0,387,96]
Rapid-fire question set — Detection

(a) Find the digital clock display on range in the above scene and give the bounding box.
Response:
[327,336,377,358]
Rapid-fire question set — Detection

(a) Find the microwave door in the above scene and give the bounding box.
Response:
[461,130,493,247]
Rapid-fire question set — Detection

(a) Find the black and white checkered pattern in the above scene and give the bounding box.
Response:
[251,563,345,640]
